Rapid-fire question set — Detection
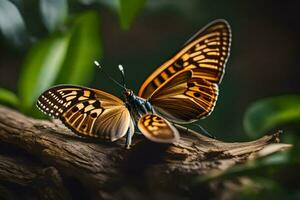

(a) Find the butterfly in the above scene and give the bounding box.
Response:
[36,19,231,148]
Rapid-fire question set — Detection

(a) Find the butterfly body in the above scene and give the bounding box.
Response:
[36,19,231,148]
[123,89,153,123]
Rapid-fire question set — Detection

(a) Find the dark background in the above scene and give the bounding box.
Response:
[1,0,299,140]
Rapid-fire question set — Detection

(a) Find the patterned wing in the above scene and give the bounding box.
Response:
[139,19,231,99]
[149,70,218,124]
[36,85,131,141]
[138,114,179,143]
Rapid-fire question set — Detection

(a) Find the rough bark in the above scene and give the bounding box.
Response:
[0,106,291,200]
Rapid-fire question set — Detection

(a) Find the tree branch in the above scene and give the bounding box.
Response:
[0,106,291,199]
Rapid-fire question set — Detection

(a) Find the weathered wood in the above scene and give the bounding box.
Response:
[0,153,71,200]
[0,106,291,199]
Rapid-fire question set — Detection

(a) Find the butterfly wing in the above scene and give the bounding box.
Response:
[149,70,218,124]
[138,114,179,143]
[138,19,231,99]
[36,85,131,141]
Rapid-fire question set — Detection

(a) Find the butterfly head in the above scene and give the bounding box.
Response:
[124,89,133,98]
[123,89,137,105]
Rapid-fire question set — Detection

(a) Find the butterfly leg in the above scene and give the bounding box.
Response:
[125,129,133,149]
[193,124,216,139]
[125,120,135,149]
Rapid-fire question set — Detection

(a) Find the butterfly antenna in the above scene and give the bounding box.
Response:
[118,64,127,88]
[94,61,126,90]
[193,124,216,139]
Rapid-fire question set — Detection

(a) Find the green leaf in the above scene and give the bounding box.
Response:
[18,11,102,116]
[39,0,68,32]
[55,11,102,85]
[0,88,19,108]
[18,33,71,113]
[19,12,101,116]
[118,0,145,30]
[244,95,300,138]
[0,0,29,47]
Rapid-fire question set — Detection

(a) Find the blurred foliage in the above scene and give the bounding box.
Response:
[0,88,19,108]
[239,95,300,198]
[78,0,145,29]
[194,138,300,199]
[0,0,29,47]
[244,95,300,138]
[40,0,68,32]
[119,0,145,30]
[0,0,145,117]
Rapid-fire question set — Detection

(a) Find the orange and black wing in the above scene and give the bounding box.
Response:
[138,19,231,99]
[149,70,218,124]
[36,85,131,141]
[138,114,179,143]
